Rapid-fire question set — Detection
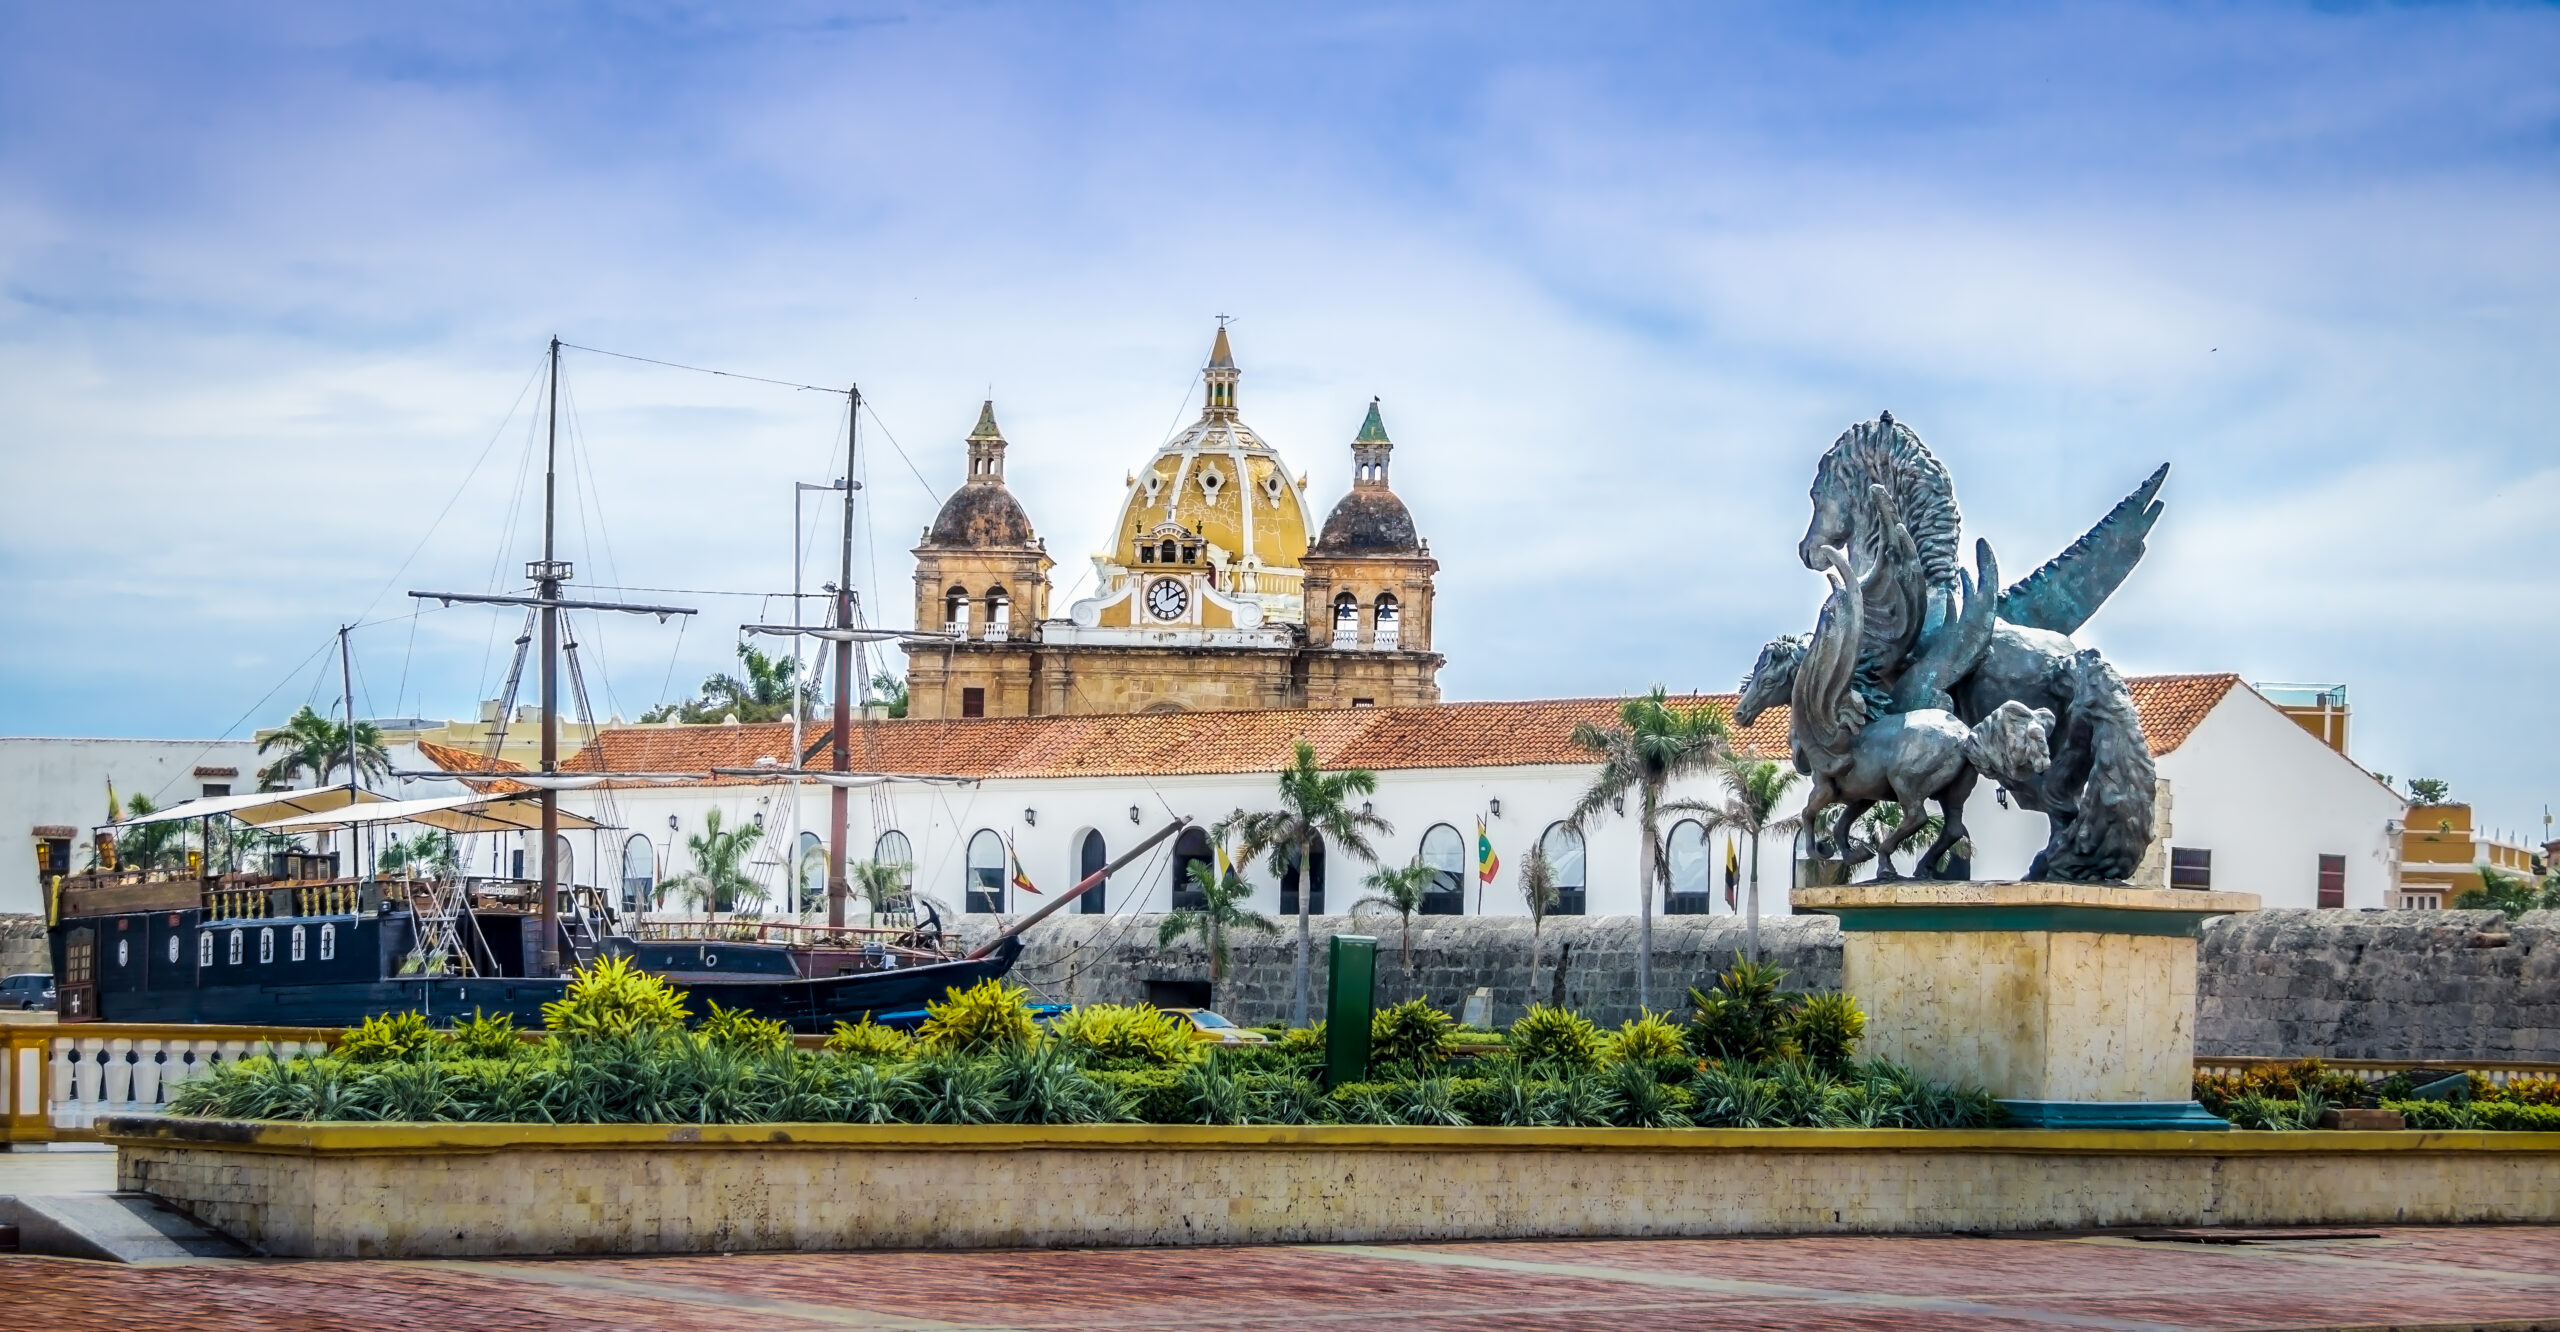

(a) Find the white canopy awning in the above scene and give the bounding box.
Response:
[259,793,607,835]
[112,785,390,829]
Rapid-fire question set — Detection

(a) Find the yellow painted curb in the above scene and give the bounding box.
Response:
[97,1117,2560,1158]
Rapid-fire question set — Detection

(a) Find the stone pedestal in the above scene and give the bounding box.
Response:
[1792,881,2258,1130]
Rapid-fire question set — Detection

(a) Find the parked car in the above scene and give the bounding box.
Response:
[0,973,55,1011]
[1160,1008,1267,1045]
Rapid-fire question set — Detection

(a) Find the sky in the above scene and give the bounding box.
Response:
[1,1,2555,843]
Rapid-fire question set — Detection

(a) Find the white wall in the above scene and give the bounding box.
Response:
[0,737,260,913]
[2156,689,2405,909]
[553,684,2405,921]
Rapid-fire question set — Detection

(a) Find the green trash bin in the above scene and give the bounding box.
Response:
[1325,934,1378,1089]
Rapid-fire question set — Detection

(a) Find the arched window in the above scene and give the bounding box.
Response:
[1539,823,1587,916]
[965,829,1007,914]
[945,586,971,634]
[1331,592,1360,647]
[1279,840,1327,916]
[796,831,824,913]
[197,931,212,968]
[872,830,915,913]
[986,586,1010,641]
[1078,830,1109,915]
[319,923,336,961]
[1373,594,1401,651]
[1170,827,1214,912]
[624,834,659,914]
[554,836,575,889]
[290,925,307,962]
[1160,539,1179,564]
[1418,823,1468,915]
[228,929,244,965]
[258,927,275,964]
[1665,819,1713,914]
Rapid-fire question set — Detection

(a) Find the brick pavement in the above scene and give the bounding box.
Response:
[4,1226,2558,1330]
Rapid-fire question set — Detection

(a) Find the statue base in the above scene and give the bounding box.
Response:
[1791,881,2259,1128]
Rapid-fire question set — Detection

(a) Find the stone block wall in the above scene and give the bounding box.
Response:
[968,907,2560,1059]
[0,913,45,978]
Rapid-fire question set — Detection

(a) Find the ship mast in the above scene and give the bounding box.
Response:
[827,386,858,930]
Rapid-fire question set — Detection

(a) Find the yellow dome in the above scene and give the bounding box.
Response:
[1090,327,1312,627]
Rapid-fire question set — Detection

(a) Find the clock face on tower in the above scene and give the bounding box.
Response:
[1145,577,1189,621]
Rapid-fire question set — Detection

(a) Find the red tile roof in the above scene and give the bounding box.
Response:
[415,740,531,794]
[545,673,2244,785]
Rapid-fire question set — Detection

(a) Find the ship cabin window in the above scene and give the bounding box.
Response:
[228,929,244,965]
[320,924,337,961]
[291,925,307,962]
[965,829,1006,914]
[258,927,275,963]
[1540,823,1588,916]
[198,931,213,968]
[1419,823,1467,915]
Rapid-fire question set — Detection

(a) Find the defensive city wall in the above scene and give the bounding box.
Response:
[974,908,2560,1062]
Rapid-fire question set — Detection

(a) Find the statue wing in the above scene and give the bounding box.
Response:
[1997,463,2168,635]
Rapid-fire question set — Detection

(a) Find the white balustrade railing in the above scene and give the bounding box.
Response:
[45,1033,326,1130]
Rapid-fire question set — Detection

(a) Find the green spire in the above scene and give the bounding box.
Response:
[969,399,1002,440]
[1356,397,1389,443]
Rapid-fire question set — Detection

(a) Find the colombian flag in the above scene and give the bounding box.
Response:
[1008,837,1039,896]
[1476,817,1499,883]
[1725,839,1741,910]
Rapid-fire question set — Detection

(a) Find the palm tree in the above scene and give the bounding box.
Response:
[116,794,186,872]
[1353,860,1438,978]
[2454,865,2560,920]
[661,808,764,915]
[255,705,389,790]
[869,671,911,719]
[643,644,819,724]
[1568,687,1730,1010]
[1674,753,1806,965]
[1218,740,1392,1025]
[1157,858,1280,984]
[1518,843,1560,1007]
[1854,801,1949,878]
[851,858,910,918]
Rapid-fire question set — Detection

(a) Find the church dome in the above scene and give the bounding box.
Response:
[1094,326,1314,616]
[1309,399,1424,556]
[923,401,1039,548]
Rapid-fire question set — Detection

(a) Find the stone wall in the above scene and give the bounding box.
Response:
[967,908,2560,1060]
[0,913,45,979]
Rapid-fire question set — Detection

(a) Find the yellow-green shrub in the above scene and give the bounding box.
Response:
[1508,1004,1604,1072]
[1604,1011,1688,1065]
[541,954,691,1038]
[338,1011,436,1064]
[698,1001,792,1058]
[1369,998,1455,1072]
[440,1009,524,1061]
[917,978,1040,1056]
[824,1016,915,1061]
[1785,992,1867,1072]
[1055,1003,1197,1067]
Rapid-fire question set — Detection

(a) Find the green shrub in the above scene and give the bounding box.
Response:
[993,1042,1121,1124]
[823,1016,915,1061]
[1604,1011,1688,1066]
[1054,1003,1197,1069]
[1089,1067,1188,1123]
[917,979,1042,1057]
[1547,1071,1619,1127]
[543,955,691,1038]
[2384,1098,2560,1131]
[1686,960,1802,1062]
[1785,992,1866,1072]
[1370,998,1456,1074]
[1329,1080,1404,1125]
[1279,1022,1327,1057]
[440,1009,525,1061]
[1605,1058,1693,1128]
[338,1011,438,1064]
[697,1001,793,1059]
[1507,1004,1605,1074]
[904,1054,1006,1124]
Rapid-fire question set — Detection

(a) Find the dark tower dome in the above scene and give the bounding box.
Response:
[923,400,1040,548]
[1310,399,1423,555]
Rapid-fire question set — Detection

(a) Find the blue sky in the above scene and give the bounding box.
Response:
[2,2,2555,841]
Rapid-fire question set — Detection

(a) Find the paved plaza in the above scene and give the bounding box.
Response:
[6,1225,2559,1330]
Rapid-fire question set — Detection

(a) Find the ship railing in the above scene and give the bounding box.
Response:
[0,1023,341,1145]
[623,916,944,949]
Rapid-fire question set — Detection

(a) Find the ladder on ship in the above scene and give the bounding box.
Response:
[404,882,481,977]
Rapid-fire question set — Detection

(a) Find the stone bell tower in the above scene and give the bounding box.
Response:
[1299,399,1442,707]
[907,401,1051,719]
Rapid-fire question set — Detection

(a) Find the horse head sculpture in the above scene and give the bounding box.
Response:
[1735,635,1805,727]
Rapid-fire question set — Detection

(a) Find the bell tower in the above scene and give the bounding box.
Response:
[908,401,1052,718]
[1301,398,1442,707]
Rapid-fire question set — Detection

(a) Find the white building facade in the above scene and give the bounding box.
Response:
[1,737,261,914]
